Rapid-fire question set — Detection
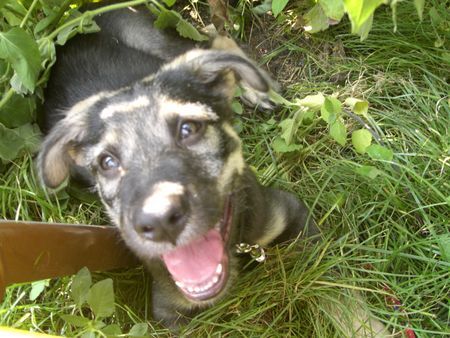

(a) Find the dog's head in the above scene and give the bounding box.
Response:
[38,50,271,303]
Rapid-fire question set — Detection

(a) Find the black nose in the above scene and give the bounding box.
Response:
[133,194,188,243]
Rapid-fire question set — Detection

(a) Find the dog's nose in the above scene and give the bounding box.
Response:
[134,182,188,243]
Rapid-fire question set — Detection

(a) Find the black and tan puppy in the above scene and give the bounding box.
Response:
[37,5,318,329]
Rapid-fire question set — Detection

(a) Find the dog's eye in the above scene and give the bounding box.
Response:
[98,154,120,173]
[178,121,204,145]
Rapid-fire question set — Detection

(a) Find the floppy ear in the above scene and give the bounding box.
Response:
[192,51,270,92]
[193,50,278,109]
[163,50,274,104]
[37,118,87,189]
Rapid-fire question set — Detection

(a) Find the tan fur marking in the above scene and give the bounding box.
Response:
[142,182,184,216]
[211,35,246,57]
[159,97,219,121]
[100,96,150,120]
[218,123,245,192]
[256,204,287,246]
[69,93,106,116]
[161,49,206,72]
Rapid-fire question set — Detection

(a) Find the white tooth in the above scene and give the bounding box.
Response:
[194,287,201,293]
[216,263,223,275]
[175,281,185,288]
[212,276,219,284]
[187,286,194,293]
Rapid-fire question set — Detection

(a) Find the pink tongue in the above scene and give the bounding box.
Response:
[162,229,224,284]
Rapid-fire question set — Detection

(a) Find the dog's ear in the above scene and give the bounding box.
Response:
[193,51,270,94]
[37,117,87,189]
[164,50,273,103]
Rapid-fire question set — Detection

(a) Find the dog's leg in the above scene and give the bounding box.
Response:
[260,188,319,245]
[238,170,318,246]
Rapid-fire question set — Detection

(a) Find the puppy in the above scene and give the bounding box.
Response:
[38,4,384,335]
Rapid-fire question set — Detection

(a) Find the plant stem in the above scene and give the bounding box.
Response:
[47,0,154,41]
[0,88,14,111]
[20,0,40,29]
[46,0,74,33]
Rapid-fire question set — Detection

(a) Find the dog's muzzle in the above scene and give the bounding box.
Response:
[131,181,233,301]
[162,198,233,301]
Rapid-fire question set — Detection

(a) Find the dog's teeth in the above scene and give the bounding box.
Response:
[212,276,219,285]
[215,263,223,275]
[175,281,185,288]
[193,286,201,293]
[187,286,194,293]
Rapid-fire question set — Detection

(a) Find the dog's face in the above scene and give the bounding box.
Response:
[38,50,270,303]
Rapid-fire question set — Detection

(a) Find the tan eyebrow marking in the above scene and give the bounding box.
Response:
[100,96,150,120]
[159,96,219,121]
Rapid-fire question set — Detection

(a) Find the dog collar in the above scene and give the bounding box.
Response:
[235,242,266,262]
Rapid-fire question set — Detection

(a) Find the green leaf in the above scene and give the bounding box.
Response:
[261,118,277,132]
[1,0,27,14]
[231,100,243,115]
[356,12,373,41]
[1,9,23,26]
[0,93,36,128]
[343,0,384,34]
[304,4,329,33]
[29,280,49,301]
[344,97,369,117]
[87,279,115,318]
[355,165,382,179]
[437,235,450,263]
[129,323,148,337]
[320,96,342,124]
[0,27,41,92]
[61,314,90,328]
[252,0,272,15]
[297,93,325,111]
[330,120,347,146]
[319,0,345,21]
[351,129,372,154]
[102,324,122,336]
[38,37,56,68]
[162,0,176,7]
[272,0,289,17]
[34,10,58,35]
[176,19,208,42]
[14,123,41,154]
[367,144,393,161]
[154,9,180,30]
[272,137,302,153]
[278,118,296,144]
[56,12,100,46]
[72,267,92,308]
[302,110,315,125]
[429,7,443,27]
[0,125,22,161]
[81,332,95,338]
[0,123,41,161]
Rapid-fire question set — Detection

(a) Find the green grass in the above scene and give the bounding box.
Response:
[1,2,449,337]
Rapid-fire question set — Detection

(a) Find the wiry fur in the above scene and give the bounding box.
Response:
[38,5,386,335]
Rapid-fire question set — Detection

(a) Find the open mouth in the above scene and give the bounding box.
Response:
[162,198,233,301]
